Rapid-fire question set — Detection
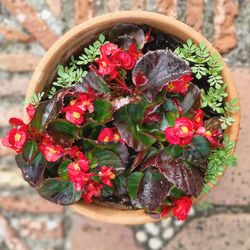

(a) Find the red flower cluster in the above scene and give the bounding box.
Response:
[96,42,140,79]
[173,196,192,221]
[166,73,193,94]
[165,117,194,146]
[61,93,94,126]
[165,109,221,147]
[67,151,115,203]
[98,127,123,143]
[39,135,65,162]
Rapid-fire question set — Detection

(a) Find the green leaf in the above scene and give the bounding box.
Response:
[93,149,125,172]
[38,179,82,205]
[170,187,186,199]
[114,102,157,151]
[93,99,113,123]
[22,140,38,163]
[46,119,79,147]
[190,135,211,158]
[127,172,144,200]
[58,160,71,180]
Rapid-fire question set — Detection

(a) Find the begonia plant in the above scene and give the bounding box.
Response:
[1,24,238,221]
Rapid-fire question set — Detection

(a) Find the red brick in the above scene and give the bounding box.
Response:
[186,0,204,32]
[202,68,250,205]
[0,53,41,72]
[0,25,32,43]
[0,215,30,250]
[131,0,145,10]
[1,0,59,50]
[74,0,93,25]
[0,196,64,214]
[157,0,177,18]
[214,0,239,53]
[70,212,142,250]
[46,0,62,17]
[0,76,29,97]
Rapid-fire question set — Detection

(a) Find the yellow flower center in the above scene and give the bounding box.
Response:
[206,130,212,136]
[114,133,120,141]
[74,163,80,171]
[14,133,21,142]
[168,82,174,91]
[49,148,57,154]
[82,101,89,106]
[181,126,189,134]
[101,61,107,68]
[110,173,116,180]
[196,117,201,123]
[103,136,110,142]
[73,112,81,119]
[70,100,76,106]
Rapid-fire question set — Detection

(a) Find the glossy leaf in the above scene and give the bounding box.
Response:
[181,83,201,114]
[127,172,144,200]
[114,103,157,151]
[138,169,172,211]
[156,150,204,197]
[38,179,82,205]
[22,140,38,163]
[31,100,59,131]
[93,149,125,173]
[46,119,79,147]
[132,50,191,101]
[58,160,71,180]
[108,23,146,49]
[93,99,113,123]
[15,152,46,187]
[75,71,110,94]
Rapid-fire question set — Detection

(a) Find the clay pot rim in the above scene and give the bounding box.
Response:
[26,11,240,225]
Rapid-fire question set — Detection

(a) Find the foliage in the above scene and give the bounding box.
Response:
[25,92,44,107]
[203,135,237,193]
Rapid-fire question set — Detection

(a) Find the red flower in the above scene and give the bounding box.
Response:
[173,196,192,221]
[98,128,114,142]
[100,42,119,57]
[111,50,135,70]
[167,74,193,94]
[75,94,94,113]
[165,118,194,146]
[1,128,26,153]
[98,128,123,143]
[67,159,93,191]
[98,166,115,187]
[61,105,84,126]
[193,109,204,129]
[160,205,173,218]
[26,103,36,120]
[8,117,25,126]
[196,127,222,148]
[82,181,103,203]
[39,136,64,162]
[96,57,117,78]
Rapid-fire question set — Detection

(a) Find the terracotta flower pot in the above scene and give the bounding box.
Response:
[26,11,240,224]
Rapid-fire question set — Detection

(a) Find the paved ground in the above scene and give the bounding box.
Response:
[0,0,249,249]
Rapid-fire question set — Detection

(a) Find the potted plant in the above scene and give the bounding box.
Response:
[1,11,240,224]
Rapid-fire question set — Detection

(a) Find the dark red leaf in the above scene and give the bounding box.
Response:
[132,50,191,101]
